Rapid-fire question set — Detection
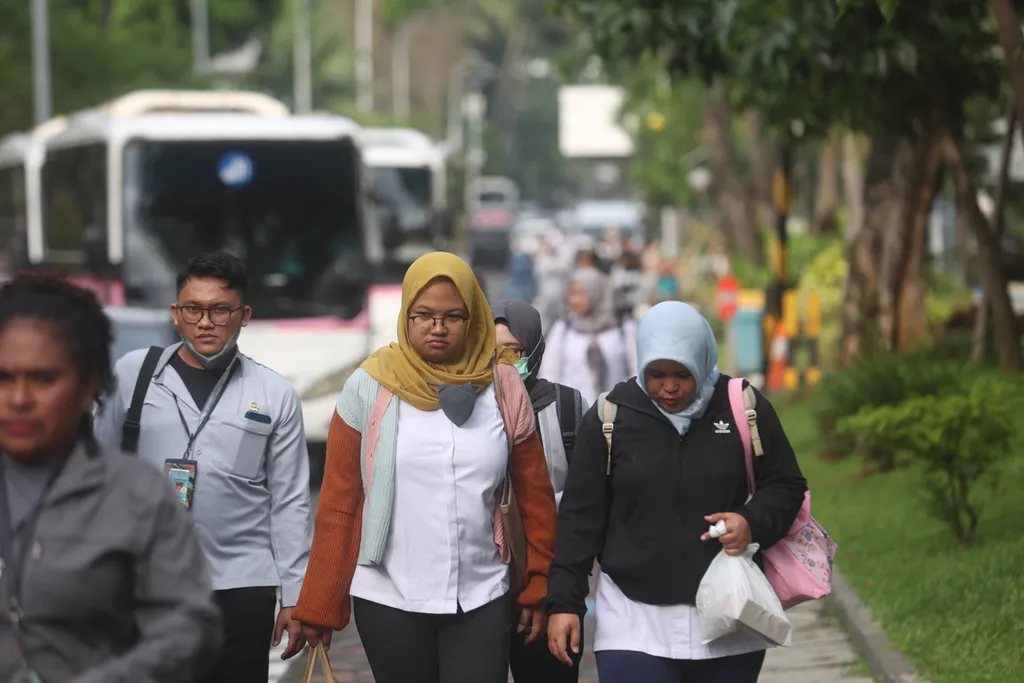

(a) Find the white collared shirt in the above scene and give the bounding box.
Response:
[594,570,768,660]
[350,386,509,613]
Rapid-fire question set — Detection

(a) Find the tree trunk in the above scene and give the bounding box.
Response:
[742,109,776,229]
[839,139,899,363]
[990,0,1024,120]
[875,137,920,352]
[841,133,866,239]
[813,134,841,235]
[941,128,1023,371]
[893,123,945,351]
[491,21,527,129]
[973,101,1015,362]
[705,98,765,266]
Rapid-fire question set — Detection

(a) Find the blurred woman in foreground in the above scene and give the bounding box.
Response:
[0,274,220,683]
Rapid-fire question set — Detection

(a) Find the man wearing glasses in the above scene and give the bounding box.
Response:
[93,251,311,683]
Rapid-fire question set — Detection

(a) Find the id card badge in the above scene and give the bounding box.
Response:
[163,459,197,509]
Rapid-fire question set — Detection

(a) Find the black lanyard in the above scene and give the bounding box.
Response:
[172,362,239,460]
[0,455,69,622]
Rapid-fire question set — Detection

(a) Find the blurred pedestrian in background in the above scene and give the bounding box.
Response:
[504,251,539,304]
[609,249,643,321]
[540,268,637,406]
[533,237,570,332]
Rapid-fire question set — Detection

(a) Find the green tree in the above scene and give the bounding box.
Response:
[0,0,282,135]
[556,0,1023,369]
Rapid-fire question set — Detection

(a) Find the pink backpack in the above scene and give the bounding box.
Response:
[728,378,837,609]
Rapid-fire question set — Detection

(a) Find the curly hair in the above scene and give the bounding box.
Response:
[0,272,114,404]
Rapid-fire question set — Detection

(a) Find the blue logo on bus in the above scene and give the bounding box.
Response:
[218,152,254,188]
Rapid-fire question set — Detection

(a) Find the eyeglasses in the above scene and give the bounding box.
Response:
[177,305,242,326]
[408,314,469,332]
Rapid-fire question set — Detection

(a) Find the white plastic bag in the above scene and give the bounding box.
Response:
[695,544,792,647]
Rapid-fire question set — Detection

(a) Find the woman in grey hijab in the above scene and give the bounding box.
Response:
[492,300,587,683]
[539,267,637,405]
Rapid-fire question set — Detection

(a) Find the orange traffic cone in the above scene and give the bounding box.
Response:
[766,323,789,391]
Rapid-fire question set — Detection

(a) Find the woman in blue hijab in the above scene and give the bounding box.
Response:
[545,302,807,683]
[504,251,539,303]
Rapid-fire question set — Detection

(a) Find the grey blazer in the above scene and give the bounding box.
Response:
[0,440,222,683]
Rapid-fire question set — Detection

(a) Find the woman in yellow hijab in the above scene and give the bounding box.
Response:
[294,252,558,683]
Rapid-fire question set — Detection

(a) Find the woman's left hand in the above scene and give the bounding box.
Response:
[519,606,548,645]
[701,512,751,556]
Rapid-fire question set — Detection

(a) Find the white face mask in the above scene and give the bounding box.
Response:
[180,328,241,370]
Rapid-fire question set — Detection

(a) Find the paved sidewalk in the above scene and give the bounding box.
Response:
[283,596,873,682]
[759,601,875,683]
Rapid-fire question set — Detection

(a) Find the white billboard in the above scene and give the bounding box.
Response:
[558,85,635,159]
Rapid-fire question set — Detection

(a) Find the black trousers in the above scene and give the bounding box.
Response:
[198,587,278,683]
[354,593,512,683]
[509,602,583,683]
[595,649,766,683]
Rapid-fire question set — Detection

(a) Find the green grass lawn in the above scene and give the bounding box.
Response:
[778,397,1024,683]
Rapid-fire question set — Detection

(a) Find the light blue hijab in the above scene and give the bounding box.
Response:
[635,301,721,435]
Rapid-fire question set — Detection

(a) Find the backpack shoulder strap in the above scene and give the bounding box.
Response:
[724,378,757,497]
[596,391,617,475]
[120,346,163,454]
[554,384,578,459]
[742,384,764,458]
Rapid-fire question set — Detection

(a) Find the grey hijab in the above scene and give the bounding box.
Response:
[491,300,556,412]
[569,267,618,335]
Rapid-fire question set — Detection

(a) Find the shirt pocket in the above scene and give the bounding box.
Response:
[213,414,273,478]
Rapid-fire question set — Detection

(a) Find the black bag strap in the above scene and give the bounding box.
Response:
[121,346,163,454]
[554,384,579,461]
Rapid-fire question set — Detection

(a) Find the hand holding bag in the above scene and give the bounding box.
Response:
[302,643,336,683]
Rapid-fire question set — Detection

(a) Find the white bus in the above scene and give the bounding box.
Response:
[362,127,450,348]
[0,117,69,277]
[34,90,373,453]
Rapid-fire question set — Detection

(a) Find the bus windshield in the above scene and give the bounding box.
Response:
[122,138,367,319]
[370,165,435,281]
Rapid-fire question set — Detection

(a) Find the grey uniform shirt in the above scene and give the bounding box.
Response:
[93,344,312,606]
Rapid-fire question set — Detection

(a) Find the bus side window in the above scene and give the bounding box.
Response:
[0,165,26,273]
[42,143,108,265]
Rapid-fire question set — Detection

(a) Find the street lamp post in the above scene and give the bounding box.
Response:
[392,21,413,120]
[355,0,374,112]
[190,0,211,75]
[293,0,313,113]
[31,0,52,125]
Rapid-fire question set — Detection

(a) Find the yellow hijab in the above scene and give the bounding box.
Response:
[360,251,516,411]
